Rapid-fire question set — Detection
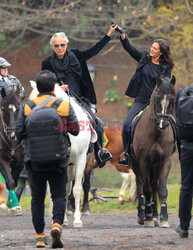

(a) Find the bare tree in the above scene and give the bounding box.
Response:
[0,0,172,45]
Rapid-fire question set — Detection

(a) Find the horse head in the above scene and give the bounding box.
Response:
[0,86,22,141]
[152,75,176,131]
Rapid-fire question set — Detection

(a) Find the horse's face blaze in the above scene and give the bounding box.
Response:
[154,77,175,130]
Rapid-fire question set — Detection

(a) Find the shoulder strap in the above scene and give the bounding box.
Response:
[32,96,56,112]
[26,100,36,110]
[50,98,63,110]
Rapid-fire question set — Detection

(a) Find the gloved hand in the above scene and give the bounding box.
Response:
[112,24,125,34]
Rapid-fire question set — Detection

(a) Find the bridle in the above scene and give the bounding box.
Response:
[0,100,22,157]
[0,107,17,141]
[149,88,174,130]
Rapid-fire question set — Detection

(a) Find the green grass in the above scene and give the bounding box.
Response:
[89,184,180,214]
[19,194,50,211]
[19,183,180,214]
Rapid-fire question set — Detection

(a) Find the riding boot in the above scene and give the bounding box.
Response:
[94,117,112,168]
[118,129,131,166]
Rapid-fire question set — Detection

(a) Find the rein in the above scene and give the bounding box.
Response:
[0,109,16,141]
[0,97,22,157]
[0,131,22,157]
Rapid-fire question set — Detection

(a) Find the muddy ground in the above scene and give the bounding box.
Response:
[0,211,192,249]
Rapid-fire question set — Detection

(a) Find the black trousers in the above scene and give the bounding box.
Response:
[122,101,148,150]
[28,167,68,234]
[179,146,193,231]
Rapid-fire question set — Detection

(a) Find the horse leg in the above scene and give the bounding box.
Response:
[66,180,75,215]
[119,173,130,204]
[144,180,154,227]
[151,164,160,227]
[82,170,91,215]
[64,165,74,226]
[132,161,145,225]
[126,169,137,202]
[10,159,24,188]
[73,154,87,228]
[152,194,159,227]
[159,159,171,228]
[0,161,15,190]
[0,180,6,211]
[0,161,21,215]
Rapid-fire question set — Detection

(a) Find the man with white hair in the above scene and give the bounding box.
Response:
[41,25,117,167]
[0,57,25,99]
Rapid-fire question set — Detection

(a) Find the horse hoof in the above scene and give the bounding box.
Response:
[8,206,22,216]
[66,210,73,215]
[63,221,69,227]
[160,221,170,228]
[73,222,83,228]
[82,210,90,215]
[153,218,159,227]
[137,217,144,225]
[144,220,154,227]
[119,200,125,205]
[0,203,6,211]
[126,198,131,203]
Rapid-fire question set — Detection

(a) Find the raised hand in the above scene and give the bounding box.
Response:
[107,24,118,37]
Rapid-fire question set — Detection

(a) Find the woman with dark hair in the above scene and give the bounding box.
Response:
[117,27,174,166]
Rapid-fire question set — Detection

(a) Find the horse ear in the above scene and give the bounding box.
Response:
[170,75,176,86]
[156,75,162,86]
[1,88,6,98]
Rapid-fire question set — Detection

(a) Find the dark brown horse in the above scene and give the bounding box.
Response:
[131,76,176,227]
[0,87,24,214]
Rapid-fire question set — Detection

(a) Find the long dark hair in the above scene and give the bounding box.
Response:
[154,39,175,69]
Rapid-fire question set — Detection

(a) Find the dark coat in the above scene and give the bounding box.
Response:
[120,37,171,98]
[42,35,111,107]
[0,74,26,99]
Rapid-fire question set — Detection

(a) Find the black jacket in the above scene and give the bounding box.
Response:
[0,74,26,99]
[16,93,79,169]
[42,35,111,108]
[120,37,171,98]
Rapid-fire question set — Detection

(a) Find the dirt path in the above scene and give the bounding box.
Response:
[0,211,192,249]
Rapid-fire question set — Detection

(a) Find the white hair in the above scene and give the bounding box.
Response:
[50,32,69,45]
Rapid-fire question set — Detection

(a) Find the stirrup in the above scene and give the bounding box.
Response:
[118,152,130,166]
[98,148,112,163]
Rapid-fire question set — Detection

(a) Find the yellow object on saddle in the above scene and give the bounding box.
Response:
[103,130,109,148]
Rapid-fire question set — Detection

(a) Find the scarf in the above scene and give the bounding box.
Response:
[50,50,81,83]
